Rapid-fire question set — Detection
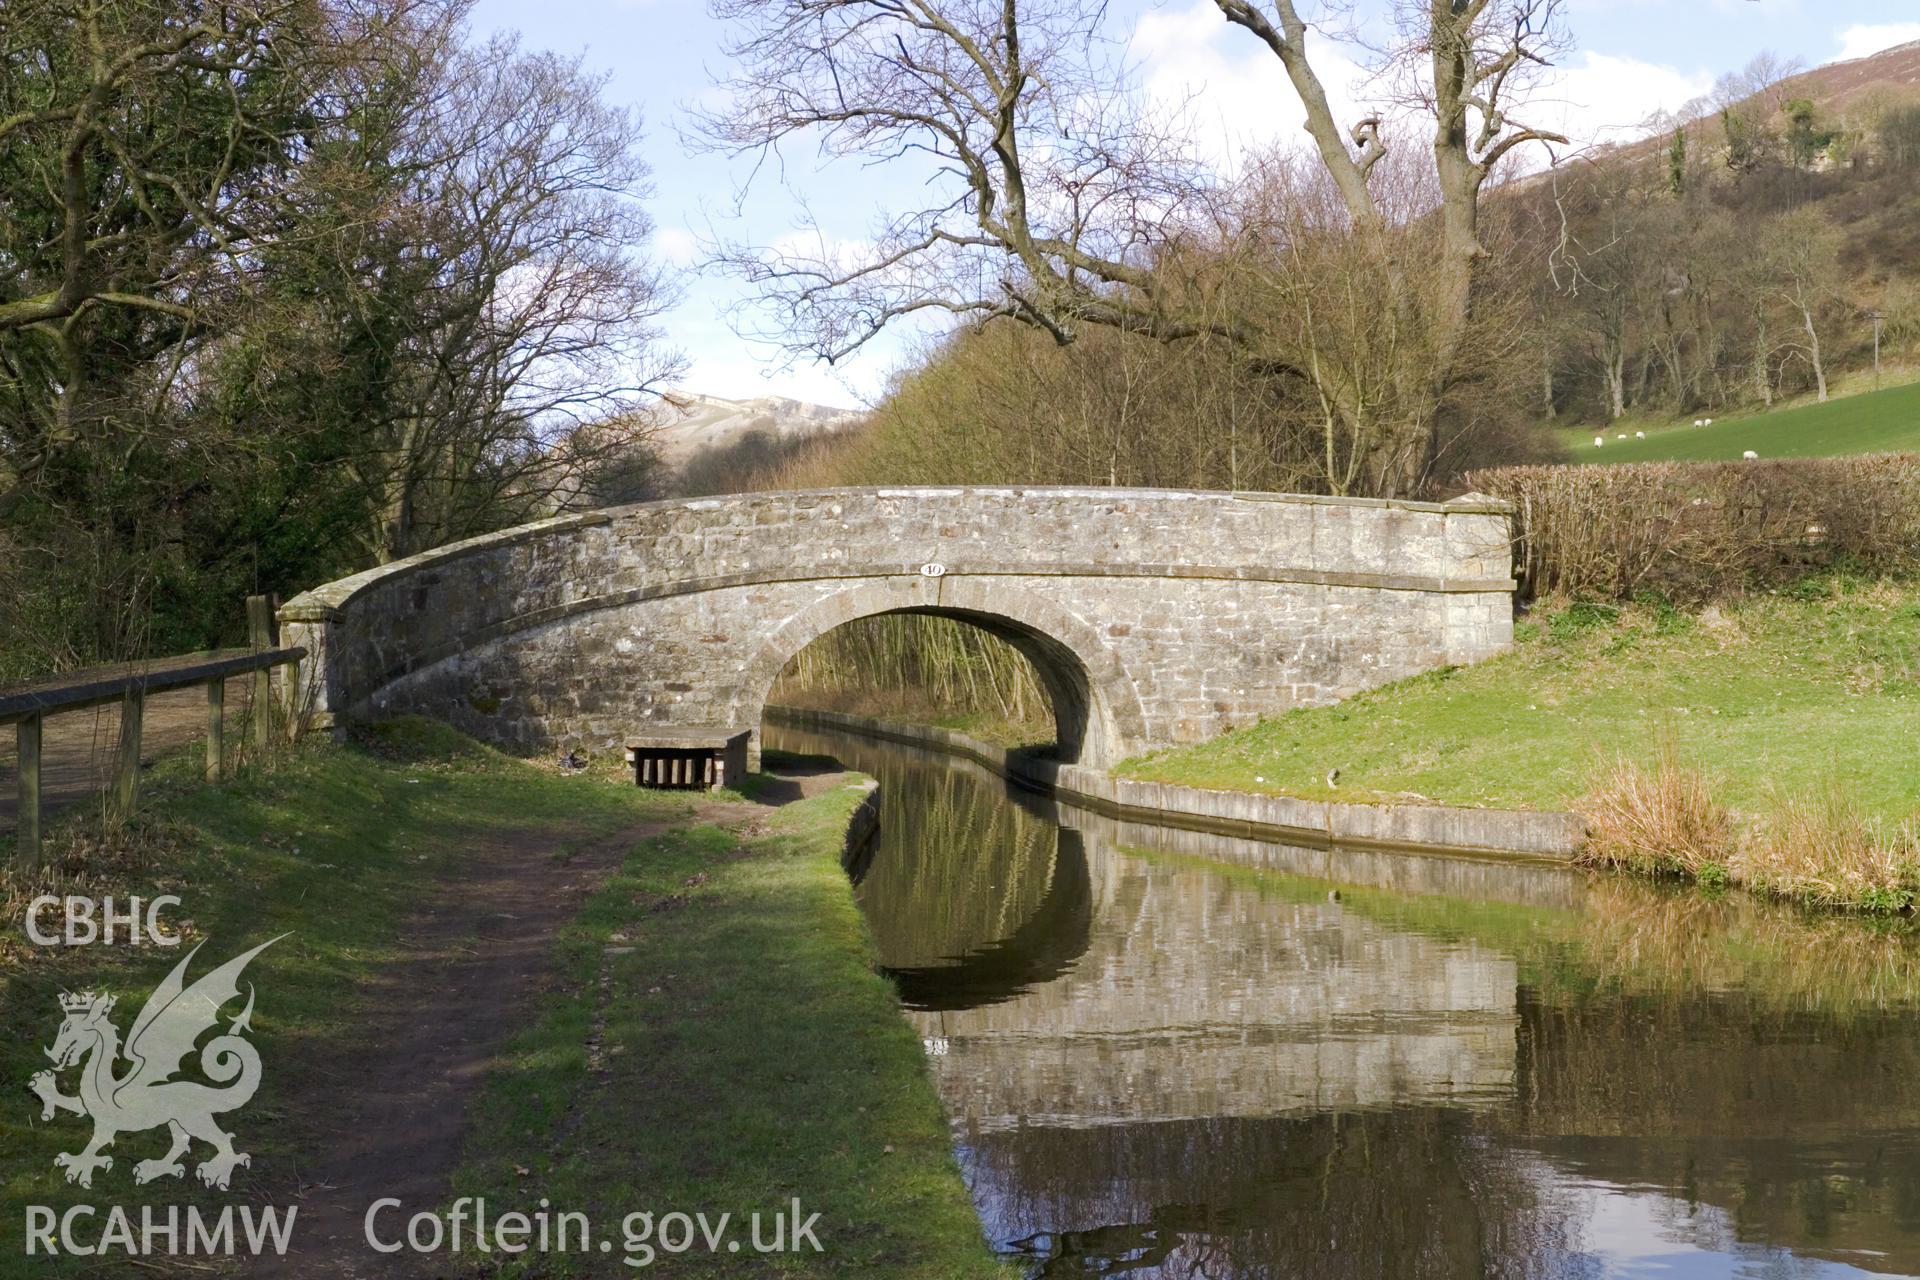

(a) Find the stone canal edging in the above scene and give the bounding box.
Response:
[765,705,1586,863]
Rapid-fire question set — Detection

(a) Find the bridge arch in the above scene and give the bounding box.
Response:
[733,578,1150,769]
[278,486,1515,770]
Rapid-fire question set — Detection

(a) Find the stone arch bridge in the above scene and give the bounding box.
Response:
[281,487,1515,770]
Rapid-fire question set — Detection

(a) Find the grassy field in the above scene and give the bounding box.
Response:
[2,725,1002,1277]
[1568,378,1920,464]
[453,786,1010,1278]
[0,722,689,1278]
[1118,574,1920,822]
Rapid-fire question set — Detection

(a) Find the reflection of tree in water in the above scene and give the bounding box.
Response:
[1506,982,1920,1273]
[1208,866,1920,1274]
[968,1108,1582,1279]
[853,757,1092,1009]
[1563,877,1920,1016]
[1297,867,1920,1020]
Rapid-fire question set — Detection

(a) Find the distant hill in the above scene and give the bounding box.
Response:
[1584,39,1920,166]
[651,391,865,461]
[1774,39,1920,115]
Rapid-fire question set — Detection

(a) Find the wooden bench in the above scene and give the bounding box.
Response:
[624,727,751,792]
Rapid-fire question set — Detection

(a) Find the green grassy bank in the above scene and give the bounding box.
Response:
[1569,377,1920,464]
[1120,578,1920,817]
[1119,575,1920,908]
[452,783,1006,1278]
[0,723,688,1278]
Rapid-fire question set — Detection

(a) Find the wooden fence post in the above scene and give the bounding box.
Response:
[112,690,144,819]
[247,594,274,754]
[16,714,41,868]
[207,678,225,782]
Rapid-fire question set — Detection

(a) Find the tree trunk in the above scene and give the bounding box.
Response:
[1801,305,1828,402]
[1606,348,1627,420]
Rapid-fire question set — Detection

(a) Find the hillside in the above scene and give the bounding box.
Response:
[651,391,863,460]
[1763,39,1920,115]
[1590,39,1920,166]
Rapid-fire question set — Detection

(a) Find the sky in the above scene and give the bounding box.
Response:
[464,0,1920,410]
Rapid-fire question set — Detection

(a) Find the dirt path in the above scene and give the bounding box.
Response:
[246,761,847,1278]
[0,676,257,834]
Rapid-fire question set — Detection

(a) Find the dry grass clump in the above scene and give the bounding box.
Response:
[1579,751,1920,912]
[1577,742,1735,880]
[1734,787,1920,911]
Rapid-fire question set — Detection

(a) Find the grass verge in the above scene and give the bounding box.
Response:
[0,720,687,1279]
[451,782,1007,1278]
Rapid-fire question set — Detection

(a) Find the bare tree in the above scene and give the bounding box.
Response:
[1762,208,1841,403]
[699,0,1216,357]
[701,0,1570,495]
[229,29,682,562]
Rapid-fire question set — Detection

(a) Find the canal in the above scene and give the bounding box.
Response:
[766,722,1920,1279]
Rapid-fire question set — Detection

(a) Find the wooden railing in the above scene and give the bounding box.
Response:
[1,596,305,869]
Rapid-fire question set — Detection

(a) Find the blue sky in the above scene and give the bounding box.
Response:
[464,0,1920,408]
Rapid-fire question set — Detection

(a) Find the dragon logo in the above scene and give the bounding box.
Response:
[29,936,284,1190]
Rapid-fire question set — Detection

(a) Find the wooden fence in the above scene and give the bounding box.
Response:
[0,596,305,869]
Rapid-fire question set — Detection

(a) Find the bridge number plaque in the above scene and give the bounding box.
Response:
[919,562,946,578]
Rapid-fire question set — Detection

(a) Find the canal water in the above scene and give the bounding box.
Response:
[766,722,1920,1280]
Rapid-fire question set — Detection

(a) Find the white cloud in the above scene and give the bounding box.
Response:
[1836,22,1920,61]
[1532,52,1715,151]
[1130,4,1709,169]
[1130,0,1375,172]
[652,226,702,267]
[679,350,883,407]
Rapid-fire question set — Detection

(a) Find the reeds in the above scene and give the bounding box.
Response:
[1579,747,1920,912]
[1735,786,1920,910]
[772,614,1052,739]
[1578,739,1734,879]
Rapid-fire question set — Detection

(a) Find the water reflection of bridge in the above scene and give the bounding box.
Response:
[769,724,1920,1278]
[913,850,1521,1128]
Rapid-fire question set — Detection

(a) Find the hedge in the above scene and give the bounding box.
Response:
[1464,454,1920,603]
